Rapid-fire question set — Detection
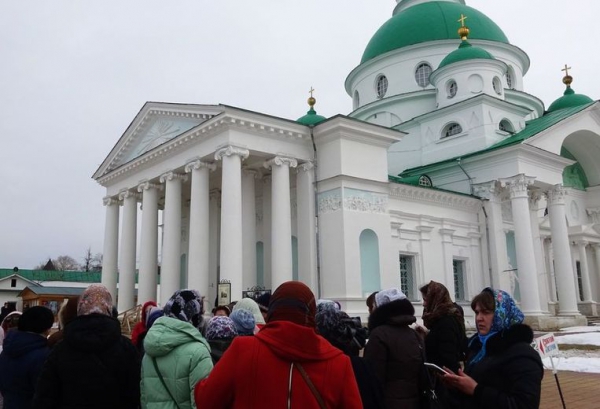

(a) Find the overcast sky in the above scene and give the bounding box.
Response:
[1,0,598,269]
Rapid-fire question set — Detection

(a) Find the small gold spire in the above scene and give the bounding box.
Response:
[308,87,316,108]
[457,14,470,40]
[561,64,573,86]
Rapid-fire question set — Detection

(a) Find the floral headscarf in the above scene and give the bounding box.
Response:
[421,280,461,329]
[77,284,113,316]
[163,289,204,329]
[469,288,524,366]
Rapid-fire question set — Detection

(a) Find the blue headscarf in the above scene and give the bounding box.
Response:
[468,288,524,366]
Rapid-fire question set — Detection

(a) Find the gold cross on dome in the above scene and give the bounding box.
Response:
[561,64,571,77]
[458,14,468,27]
[309,87,315,98]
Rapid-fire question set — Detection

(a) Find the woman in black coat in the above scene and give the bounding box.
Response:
[32,285,140,409]
[443,288,543,409]
[364,288,422,409]
[420,280,467,373]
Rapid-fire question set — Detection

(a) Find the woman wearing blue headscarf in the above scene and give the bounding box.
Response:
[442,288,543,409]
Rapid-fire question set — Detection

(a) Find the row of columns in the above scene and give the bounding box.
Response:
[476,175,583,316]
[101,145,313,310]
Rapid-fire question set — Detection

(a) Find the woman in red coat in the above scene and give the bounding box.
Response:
[194,281,363,409]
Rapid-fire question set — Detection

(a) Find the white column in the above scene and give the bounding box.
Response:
[242,168,258,291]
[185,160,215,300]
[208,189,221,309]
[529,191,549,312]
[547,184,580,315]
[473,181,511,292]
[159,171,187,305]
[118,190,140,312]
[215,146,249,302]
[544,239,558,302]
[262,175,273,288]
[101,196,120,302]
[439,227,456,299]
[500,174,542,314]
[296,162,317,293]
[576,241,593,302]
[137,182,161,303]
[264,156,298,289]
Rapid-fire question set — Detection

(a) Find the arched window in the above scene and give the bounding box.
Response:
[415,63,433,87]
[418,175,432,187]
[442,122,463,138]
[353,90,360,110]
[506,67,514,89]
[376,75,388,98]
[360,229,381,294]
[499,119,514,133]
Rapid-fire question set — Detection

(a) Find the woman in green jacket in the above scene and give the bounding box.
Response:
[141,290,213,409]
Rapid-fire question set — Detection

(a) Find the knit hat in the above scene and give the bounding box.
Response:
[232,298,266,325]
[205,316,238,340]
[146,307,163,328]
[163,289,204,329]
[230,308,256,335]
[18,306,55,334]
[78,284,113,316]
[267,281,316,328]
[375,288,406,308]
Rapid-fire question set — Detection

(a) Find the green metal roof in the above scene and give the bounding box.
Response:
[438,40,494,69]
[297,108,327,126]
[0,269,102,283]
[361,2,509,64]
[547,86,593,113]
[19,286,87,296]
[398,102,594,177]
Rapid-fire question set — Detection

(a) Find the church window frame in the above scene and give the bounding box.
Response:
[447,80,458,98]
[399,254,417,301]
[453,259,467,301]
[418,175,432,187]
[415,63,433,88]
[442,122,463,138]
[375,74,388,99]
[493,76,502,95]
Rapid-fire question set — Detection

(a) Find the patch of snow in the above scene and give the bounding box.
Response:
[559,326,600,333]
[553,333,600,346]
[543,354,600,374]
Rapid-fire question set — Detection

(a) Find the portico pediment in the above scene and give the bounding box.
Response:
[93,102,223,180]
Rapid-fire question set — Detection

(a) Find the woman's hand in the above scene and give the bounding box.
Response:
[442,368,478,396]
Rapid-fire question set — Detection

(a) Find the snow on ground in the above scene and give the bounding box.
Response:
[537,326,600,373]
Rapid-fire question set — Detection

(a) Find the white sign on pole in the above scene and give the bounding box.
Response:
[531,333,560,358]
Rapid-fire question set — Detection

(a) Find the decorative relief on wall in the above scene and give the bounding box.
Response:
[317,189,342,214]
[343,188,387,213]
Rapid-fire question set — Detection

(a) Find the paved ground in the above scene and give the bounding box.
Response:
[540,370,599,409]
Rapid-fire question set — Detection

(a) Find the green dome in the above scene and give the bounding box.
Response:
[547,86,593,113]
[438,40,494,69]
[297,108,327,126]
[361,2,509,64]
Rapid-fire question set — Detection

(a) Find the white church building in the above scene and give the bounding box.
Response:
[94,0,600,329]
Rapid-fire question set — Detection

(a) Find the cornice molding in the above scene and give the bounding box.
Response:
[389,184,481,212]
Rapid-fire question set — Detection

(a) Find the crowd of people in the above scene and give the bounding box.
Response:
[0,280,544,409]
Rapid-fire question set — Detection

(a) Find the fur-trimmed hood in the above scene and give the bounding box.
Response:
[368,298,416,331]
[469,323,534,356]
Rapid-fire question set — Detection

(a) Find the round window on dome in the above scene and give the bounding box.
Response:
[442,122,463,138]
[376,74,388,99]
[447,80,458,99]
[418,175,432,187]
[493,77,502,95]
[353,90,360,110]
[415,63,432,88]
